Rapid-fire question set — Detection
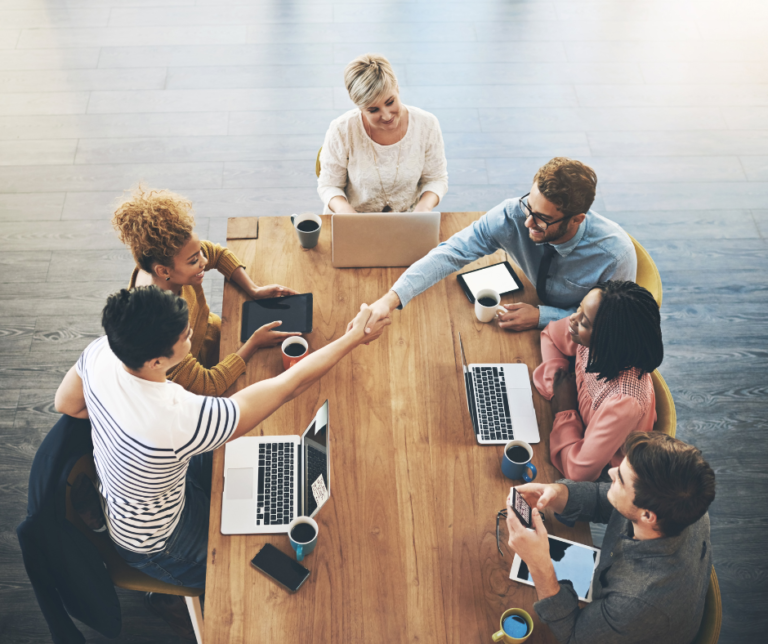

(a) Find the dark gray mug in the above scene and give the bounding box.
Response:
[291,213,322,249]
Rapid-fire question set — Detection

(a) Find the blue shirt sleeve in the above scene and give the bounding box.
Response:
[391,201,511,308]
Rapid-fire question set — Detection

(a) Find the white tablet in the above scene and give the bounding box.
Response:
[457,261,523,303]
[510,534,601,602]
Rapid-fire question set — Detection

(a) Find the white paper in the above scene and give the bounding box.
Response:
[311,474,329,507]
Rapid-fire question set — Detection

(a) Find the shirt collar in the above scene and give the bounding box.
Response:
[549,217,586,257]
[614,517,686,559]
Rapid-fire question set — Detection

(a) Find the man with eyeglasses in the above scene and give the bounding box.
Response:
[363,157,636,334]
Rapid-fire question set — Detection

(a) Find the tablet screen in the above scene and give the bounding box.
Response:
[241,294,313,342]
[511,536,600,601]
[461,263,520,299]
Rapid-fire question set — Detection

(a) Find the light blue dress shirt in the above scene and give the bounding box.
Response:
[391,198,637,328]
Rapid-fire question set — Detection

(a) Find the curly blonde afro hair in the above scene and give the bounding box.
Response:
[112,186,195,272]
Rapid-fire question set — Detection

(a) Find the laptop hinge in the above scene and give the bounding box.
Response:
[297,441,303,517]
[465,369,479,436]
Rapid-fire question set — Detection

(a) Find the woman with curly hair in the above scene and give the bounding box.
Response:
[113,186,298,395]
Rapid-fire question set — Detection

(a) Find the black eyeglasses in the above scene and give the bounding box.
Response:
[519,193,574,232]
[496,509,508,556]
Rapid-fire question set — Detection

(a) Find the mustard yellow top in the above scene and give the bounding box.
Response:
[128,240,246,396]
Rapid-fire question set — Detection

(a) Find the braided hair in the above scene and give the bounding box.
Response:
[585,280,663,382]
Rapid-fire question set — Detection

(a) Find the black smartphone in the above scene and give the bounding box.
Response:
[251,543,310,593]
[512,488,533,529]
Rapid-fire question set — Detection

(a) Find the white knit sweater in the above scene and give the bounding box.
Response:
[317,105,449,214]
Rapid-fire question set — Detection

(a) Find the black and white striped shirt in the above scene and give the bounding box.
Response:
[77,336,239,554]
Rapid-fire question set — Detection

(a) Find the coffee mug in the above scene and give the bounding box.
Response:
[288,516,318,562]
[291,213,322,249]
[501,440,537,482]
[475,288,502,323]
[281,337,308,370]
[492,608,534,643]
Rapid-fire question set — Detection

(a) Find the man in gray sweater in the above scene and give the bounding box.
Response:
[506,432,716,644]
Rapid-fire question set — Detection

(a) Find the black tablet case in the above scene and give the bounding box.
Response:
[241,294,313,342]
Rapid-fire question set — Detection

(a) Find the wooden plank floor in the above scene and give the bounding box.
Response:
[1,0,766,642]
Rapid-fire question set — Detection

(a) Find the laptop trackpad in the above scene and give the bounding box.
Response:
[504,365,531,389]
[226,467,254,500]
[507,390,536,418]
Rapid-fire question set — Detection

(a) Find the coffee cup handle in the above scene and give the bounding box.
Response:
[492,630,505,642]
[296,545,304,562]
[523,463,537,483]
[290,215,295,224]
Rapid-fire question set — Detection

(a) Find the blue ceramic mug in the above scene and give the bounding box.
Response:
[288,516,318,561]
[501,440,537,482]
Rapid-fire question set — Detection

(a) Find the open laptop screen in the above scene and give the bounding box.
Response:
[302,401,330,518]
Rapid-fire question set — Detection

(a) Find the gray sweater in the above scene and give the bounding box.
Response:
[534,481,712,644]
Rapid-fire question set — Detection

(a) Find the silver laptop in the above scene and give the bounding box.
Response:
[221,401,330,535]
[458,334,540,445]
[331,212,440,267]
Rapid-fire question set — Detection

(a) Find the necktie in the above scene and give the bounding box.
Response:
[536,244,557,305]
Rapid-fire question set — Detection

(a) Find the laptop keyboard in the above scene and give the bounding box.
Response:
[256,442,295,526]
[472,367,514,441]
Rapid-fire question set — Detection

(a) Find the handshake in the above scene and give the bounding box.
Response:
[344,302,392,345]
[345,292,400,342]
[352,289,543,338]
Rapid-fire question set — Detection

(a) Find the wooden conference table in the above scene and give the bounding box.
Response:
[205,213,591,644]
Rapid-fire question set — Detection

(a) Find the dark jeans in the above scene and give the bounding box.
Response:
[113,452,212,589]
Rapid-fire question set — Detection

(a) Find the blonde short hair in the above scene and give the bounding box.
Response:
[344,54,398,109]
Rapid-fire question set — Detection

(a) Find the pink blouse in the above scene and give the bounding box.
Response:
[533,317,656,482]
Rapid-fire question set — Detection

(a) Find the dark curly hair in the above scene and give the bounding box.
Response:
[112,185,195,273]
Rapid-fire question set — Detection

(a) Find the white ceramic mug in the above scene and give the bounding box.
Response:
[474,288,502,323]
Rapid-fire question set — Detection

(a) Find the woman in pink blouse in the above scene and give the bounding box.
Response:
[533,281,663,482]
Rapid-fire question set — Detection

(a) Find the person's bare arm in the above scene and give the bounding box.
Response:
[328,196,357,214]
[228,306,388,441]
[412,190,439,212]
[229,266,298,301]
[54,365,89,419]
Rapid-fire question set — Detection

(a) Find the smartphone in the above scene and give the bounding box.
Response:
[511,488,533,529]
[251,543,310,593]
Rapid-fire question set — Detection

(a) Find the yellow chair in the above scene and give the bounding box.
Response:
[315,147,322,178]
[691,567,722,644]
[66,456,205,644]
[628,233,662,307]
[651,369,676,438]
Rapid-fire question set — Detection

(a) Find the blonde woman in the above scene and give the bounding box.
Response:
[113,186,298,396]
[318,54,448,214]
